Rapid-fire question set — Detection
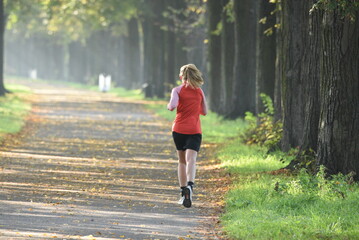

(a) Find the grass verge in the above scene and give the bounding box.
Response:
[218,138,359,239]
[0,84,32,141]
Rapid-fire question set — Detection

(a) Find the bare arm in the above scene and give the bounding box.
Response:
[200,89,208,116]
[167,88,179,111]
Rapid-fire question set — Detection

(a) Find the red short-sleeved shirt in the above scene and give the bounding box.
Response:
[167,84,206,134]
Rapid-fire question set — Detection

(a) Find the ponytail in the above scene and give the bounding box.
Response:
[180,64,204,88]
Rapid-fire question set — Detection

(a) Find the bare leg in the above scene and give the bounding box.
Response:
[177,150,187,187]
[186,149,197,183]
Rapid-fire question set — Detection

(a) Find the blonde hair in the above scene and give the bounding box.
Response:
[180,64,204,88]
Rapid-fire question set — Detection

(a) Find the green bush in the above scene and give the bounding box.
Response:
[273,166,356,200]
[244,93,282,150]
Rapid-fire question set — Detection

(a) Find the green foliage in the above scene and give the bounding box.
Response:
[244,93,282,150]
[311,0,359,21]
[220,139,359,239]
[6,0,141,43]
[211,21,223,36]
[291,148,317,173]
[274,166,356,200]
[223,0,235,23]
[163,0,206,37]
[0,85,32,139]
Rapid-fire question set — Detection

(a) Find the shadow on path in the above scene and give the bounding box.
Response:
[0,82,217,240]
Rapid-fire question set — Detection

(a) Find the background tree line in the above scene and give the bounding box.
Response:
[1,0,358,179]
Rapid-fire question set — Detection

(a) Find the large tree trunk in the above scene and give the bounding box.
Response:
[255,0,276,115]
[317,10,359,179]
[220,0,235,116]
[207,0,222,113]
[163,0,176,94]
[279,0,307,151]
[299,5,322,153]
[141,0,168,98]
[285,1,322,170]
[230,0,257,118]
[152,0,165,98]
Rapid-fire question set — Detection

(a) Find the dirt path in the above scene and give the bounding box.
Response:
[0,82,219,240]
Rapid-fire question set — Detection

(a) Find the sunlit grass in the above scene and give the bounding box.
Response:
[218,139,287,174]
[0,84,32,139]
[217,136,359,239]
[223,181,359,239]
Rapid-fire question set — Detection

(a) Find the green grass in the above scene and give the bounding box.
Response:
[0,84,32,139]
[218,137,359,239]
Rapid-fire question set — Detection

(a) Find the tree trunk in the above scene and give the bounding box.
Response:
[172,0,188,78]
[152,0,165,98]
[163,0,176,94]
[207,0,222,113]
[0,0,6,96]
[153,26,165,98]
[279,0,307,151]
[230,0,257,118]
[317,10,359,179]
[122,33,132,88]
[299,5,322,153]
[220,0,235,116]
[274,2,282,122]
[142,5,155,98]
[285,1,322,170]
[62,42,70,81]
[256,0,276,115]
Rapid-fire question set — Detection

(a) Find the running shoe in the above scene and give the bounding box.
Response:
[178,188,185,204]
[182,186,192,208]
[178,196,185,205]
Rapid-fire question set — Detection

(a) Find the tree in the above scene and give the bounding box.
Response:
[255,0,276,115]
[220,0,235,115]
[141,0,157,98]
[163,0,206,92]
[317,8,359,179]
[277,0,307,151]
[297,1,322,157]
[0,0,6,96]
[230,0,257,118]
[207,0,222,113]
[162,0,177,95]
[283,0,322,170]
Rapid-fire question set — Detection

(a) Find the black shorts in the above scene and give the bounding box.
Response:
[172,131,202,152]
